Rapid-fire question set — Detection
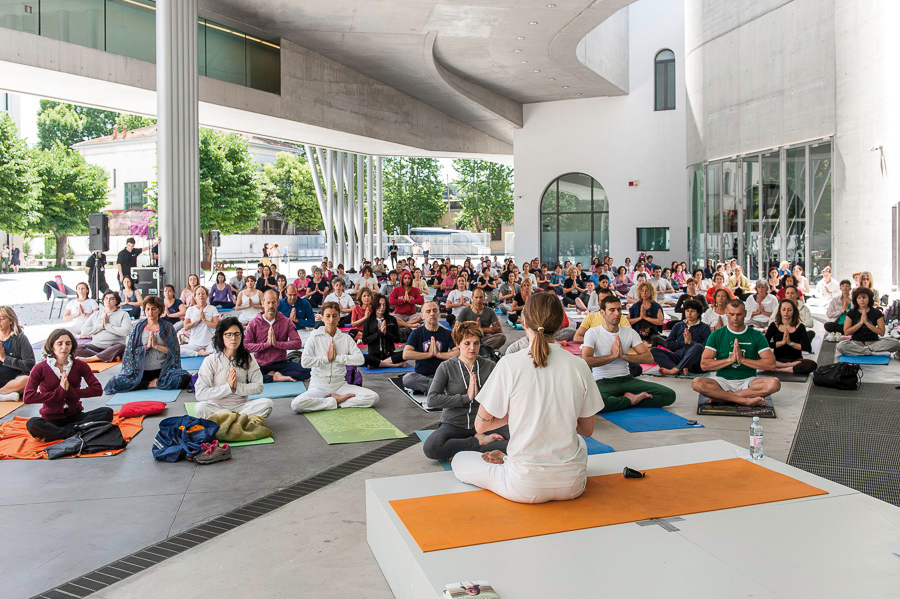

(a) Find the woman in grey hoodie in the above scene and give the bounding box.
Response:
[423,322,509,462]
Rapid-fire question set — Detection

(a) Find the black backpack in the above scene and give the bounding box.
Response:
[884,299,899,323]
[46,422,126,459]
[812,362,863,391]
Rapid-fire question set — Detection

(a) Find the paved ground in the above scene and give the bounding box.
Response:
[1,268,854,599]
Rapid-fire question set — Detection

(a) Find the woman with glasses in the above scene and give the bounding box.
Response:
[193,317,274,418]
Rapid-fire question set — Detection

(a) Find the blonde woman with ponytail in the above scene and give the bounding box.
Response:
[451,293,605,504]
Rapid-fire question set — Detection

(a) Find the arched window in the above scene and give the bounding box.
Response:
[655,49,675,111]
[540,173,609,268]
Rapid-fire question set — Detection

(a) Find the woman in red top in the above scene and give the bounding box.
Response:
[704,272,736,304]
[24,329,107,441]
[389,271,424,325]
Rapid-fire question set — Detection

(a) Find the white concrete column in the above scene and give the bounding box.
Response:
[376,157,384,258]
[356,154,364,266]
[367,156,374,261]
[156,0,199,287]
[346,154,356,270]
[335,151,345,266]
[325,150,334,261]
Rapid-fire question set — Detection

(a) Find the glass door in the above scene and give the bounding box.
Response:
[705,163,722,264]
[785,147,807,271]
[742,156,760,279]
[721,160,740,265]
[809,141,833,277]
[760,152,781,273]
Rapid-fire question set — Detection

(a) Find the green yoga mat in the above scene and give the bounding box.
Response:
[303,407,407,444]
[183,402,275,447]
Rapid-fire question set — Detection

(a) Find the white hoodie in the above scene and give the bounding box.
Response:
[301,327,364,386]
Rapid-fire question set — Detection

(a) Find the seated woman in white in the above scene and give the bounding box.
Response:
[235,275,263,324]
[702,288,731,331]
[452,292,605,504]
[291,302,378,413]
[180,286,219,356]
[63,282,99,336]
[194,317,274,419]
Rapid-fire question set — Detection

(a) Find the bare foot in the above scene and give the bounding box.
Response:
[197,349,209,356]
[397,361,409,368]
[475,432,505,447]
[559,340,568,347]
[681,368,691,376]
[481,450,506,464]
[335,393,356,405]
[624,392,652,406]
[148,379,159,389]
[271,372,296,383]
[731,395,767,406]
[658,367,680,376]
[81,356,100,363]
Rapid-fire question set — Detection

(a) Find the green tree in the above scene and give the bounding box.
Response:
[0,112,41,234]
[147,128,264,265]
[115,113,156,131]
[37,100,152,149]
[32,144,109,267]
[452,159,514,234]
[382,157,445,232]
[261,152,322,232]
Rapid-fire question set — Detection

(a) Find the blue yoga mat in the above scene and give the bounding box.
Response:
[251,381,306,399]
[361,365,414,374]
[581,435,615,454]
[506,320,524,330]
[599,407,703,433]
[414,430,451,471]
[180,356,206,371]
[838,354,891,365]
[106,387,182,406]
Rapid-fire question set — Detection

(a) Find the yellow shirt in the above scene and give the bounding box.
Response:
[578,311,630,330]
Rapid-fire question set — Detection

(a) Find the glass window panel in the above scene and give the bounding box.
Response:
[541,180,557,213]
[656,49,675,61]
[666,61,676,109]
[246,37,280,94]
[557,173,593,212]
[785,147,807,270]
[559,213,591,266]
[761,152,781,272]
[655,61,665,110]
[636,228,670,251]
[106,0,155,63]
[705,162,721,263]
[541,214,557,266]
[593,212,609,259]
[721,160,739,262]
[124,181,147,211]
[0,0,38,34]
[204,20,246,86]
[197,19,207,77]
[743,157,760,279]
[809,142,832,278]
[593,179,609,211]
[40,0,103,50]
[689,164,705,270]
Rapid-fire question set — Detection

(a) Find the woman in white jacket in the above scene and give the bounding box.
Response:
[194,317,274,419]
[291,302,378,413]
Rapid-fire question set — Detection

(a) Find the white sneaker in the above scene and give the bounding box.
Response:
[0,392,19,401]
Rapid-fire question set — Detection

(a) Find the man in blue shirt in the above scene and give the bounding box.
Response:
[401,301,458,393]
[278,284,315,331]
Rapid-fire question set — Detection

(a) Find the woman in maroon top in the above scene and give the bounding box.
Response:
[24,329,107,441]
[389,270,425,325]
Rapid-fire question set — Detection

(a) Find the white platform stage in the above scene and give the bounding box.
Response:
[366,440,900,599]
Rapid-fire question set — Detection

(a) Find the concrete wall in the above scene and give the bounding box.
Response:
[513,0,686,265]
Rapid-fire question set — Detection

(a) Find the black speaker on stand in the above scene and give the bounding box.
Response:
[207,230,221,282]
[88,213,109,299]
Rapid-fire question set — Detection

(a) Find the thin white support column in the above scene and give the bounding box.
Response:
[325,150,334,262]
[367,156,374,261]
[303,145,328,223]
[156,0,199,288]
[356,154,364,266]
[336,151,345,266]
[346,153,356,270]
[376,157,384,259]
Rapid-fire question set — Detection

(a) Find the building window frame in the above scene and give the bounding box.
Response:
[654,49,676,111]
[123,181,148,211]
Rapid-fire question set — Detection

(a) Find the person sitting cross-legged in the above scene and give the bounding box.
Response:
[764,299,818,375]
[769,285,816,342]
[290,302,378,412]
[836,287,900,357]
[193,318,274,419]
[24,329,108,441]
[581,296,676,412]
[423,321,509,462]
[323,278,355,327]
[692,299,781,407]
[0,306,36,401]
[278,284,315,332]
[650,299,711,376]
[745,279,778,329]
[63,282,99,337]
[823,279,852,341]
[388,271,425,326]
[76,291,132,363]
[456,288,506,351]
[180,286,219,357]
[244,290,309,383]
[361,294,409,368]
[402,301,458,393]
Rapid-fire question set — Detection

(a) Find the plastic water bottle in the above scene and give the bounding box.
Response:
[749,416,764,460]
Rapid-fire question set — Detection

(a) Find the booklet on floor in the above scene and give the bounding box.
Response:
[444,581,500,598]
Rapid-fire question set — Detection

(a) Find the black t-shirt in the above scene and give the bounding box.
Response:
[406,325,455,376]
[389,244,398,256]
[847,308,883,342]
[478,275,496,290]
[512,292,525,308]
[563,277,580,298]
[307,280,328,298]
[116,247,142,278]
[86,253,107,272]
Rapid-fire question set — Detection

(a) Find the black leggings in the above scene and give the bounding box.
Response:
[824,321,844,333]
[422,422,510,461]
[26,407,114,441]
[363,351,405,369]
[135,369,191,390]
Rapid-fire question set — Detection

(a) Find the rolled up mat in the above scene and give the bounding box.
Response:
[837,354,891,365]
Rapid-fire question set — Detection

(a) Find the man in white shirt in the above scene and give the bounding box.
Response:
[816,267,840,299]
[324,278,355,326]
[229,267,247,295]
[649,266,674,294]
[744,279,778,329]
[581,296,675,412]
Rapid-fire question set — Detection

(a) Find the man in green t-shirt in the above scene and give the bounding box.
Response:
[692,299,780,406]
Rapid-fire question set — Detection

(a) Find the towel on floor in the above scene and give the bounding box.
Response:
[0,414,144,460]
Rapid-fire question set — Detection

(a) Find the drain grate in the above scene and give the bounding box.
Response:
[30,429,433,599]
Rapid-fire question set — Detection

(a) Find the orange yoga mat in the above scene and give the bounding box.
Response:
[88,361,120,373]
[390,458,827,552]
[0,401,23,419]
[0,414,144,459]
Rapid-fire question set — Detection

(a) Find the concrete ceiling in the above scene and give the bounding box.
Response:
[198,0,634,145]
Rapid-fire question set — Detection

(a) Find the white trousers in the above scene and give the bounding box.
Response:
[194,398,274,419]
[180,342,214,357]
[290,380,378,413]
[451,451,587,504]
